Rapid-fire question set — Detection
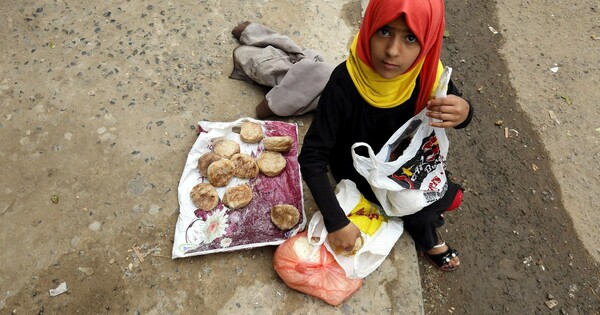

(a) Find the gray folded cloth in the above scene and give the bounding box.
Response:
[230,23,335,116]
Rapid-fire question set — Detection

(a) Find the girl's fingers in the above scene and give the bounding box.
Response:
[428,111,453,121]
[427,104,458,115]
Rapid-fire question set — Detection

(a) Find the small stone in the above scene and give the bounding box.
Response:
[149,204,160,215]
[132,204,143,213]
[99,133,113,142]
[78,267,94,276]
[88,221,102,232]
[51,195,59,204]
[495,120,503,126]
[128,177,146,196]
[70,237,80,248]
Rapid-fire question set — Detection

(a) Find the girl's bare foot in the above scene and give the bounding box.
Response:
[232,21,251,40]
[255,98,275,119]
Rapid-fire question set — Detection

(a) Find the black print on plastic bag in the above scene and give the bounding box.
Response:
[423,182,448,203]
[388,129,445,190]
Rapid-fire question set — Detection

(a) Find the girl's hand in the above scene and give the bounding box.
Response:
[426,95,470,128]
[327,222,361,254]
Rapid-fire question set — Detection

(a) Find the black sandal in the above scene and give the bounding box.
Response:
[425,244,460,271]
[424,230,460,271]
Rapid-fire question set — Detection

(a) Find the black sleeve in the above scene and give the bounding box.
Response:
[447,79,473,129]
[298,70,351,233]
[303,173,350,232]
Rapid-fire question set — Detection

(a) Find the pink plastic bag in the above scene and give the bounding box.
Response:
[273,231,363,306]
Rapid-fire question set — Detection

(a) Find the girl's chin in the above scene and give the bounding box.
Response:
[374,64,403,79]
[376,70,401,79]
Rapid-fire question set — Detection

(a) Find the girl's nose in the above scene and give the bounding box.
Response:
[385,38,402,57]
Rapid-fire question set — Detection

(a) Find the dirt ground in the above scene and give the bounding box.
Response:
[420,0,600,314]
[1,0,599,314]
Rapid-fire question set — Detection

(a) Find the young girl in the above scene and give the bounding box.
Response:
[298,0,473,271]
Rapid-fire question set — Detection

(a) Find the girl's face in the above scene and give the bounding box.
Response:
[370,15,422,79]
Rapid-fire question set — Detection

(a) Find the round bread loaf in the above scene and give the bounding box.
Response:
[262,136,293,152]
[197,152,222,176]
[240,121,264,143]
[257,151,287,177]
[270,204,300,230]
[230,153,259,179]
[222,184,253,209]
[213,139,240,158]
[347,236,364,256]
[335,236,364,256]
[190,183,219,211]
[207,159,235,187]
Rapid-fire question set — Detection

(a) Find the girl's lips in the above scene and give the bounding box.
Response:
[382,61,399,70]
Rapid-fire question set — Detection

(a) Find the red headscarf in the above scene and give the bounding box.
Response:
[349,0,445,113]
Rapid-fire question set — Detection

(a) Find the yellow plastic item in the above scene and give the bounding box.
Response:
[347,195,386,236]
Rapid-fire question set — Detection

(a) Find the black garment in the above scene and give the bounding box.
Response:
[298,62,473,250]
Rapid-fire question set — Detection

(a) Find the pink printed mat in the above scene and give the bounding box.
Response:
[172,118,305,258]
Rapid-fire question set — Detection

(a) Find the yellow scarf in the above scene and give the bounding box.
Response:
[346,34,443,109]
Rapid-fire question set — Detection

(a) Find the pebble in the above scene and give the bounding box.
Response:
[132,204,143,213]
[88,221,102,231]
[19,137,30,146]
[128,177,146,196]
[78,267,94,276]
[149,204,160,215]
[98,132,114,142]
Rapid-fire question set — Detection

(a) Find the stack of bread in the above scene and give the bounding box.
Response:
[189,121,300,231]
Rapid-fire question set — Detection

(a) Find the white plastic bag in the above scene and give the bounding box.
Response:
[351,67,453,217]
[307,180,403,279]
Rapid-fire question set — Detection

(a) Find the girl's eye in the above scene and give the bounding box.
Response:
[378,28,391,37]
[406,34,417,43]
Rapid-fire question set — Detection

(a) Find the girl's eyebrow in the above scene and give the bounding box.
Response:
[381,22,411,33]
